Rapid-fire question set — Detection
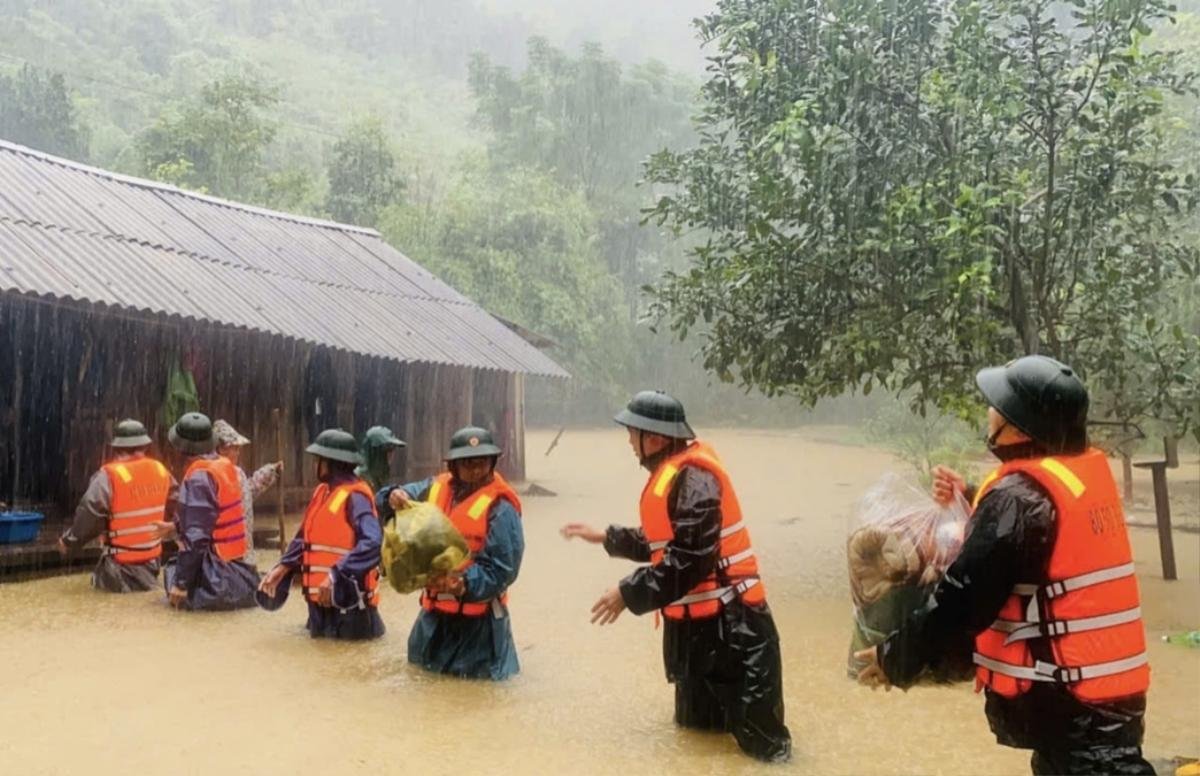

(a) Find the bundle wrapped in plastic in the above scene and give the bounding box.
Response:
[846,473,971,681]
[381,502,470,594]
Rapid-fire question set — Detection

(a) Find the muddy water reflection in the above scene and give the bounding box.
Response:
[1,429,1196,776]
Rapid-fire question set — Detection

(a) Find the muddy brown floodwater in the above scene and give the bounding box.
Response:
[1,429,1197,775]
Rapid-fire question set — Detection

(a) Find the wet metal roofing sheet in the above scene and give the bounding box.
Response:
[0,140,567,378]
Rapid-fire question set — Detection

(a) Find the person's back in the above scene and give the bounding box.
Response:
[58,420,171,593]
[164,413,258,611]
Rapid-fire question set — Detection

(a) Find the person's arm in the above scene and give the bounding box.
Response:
[173,473,219,593]
[460,500,524,603]
[877,476,1054,688]
[617,466,722,616]
[603,525,651,562]
[247,463,280,501]
[60,471,111,549]
[376,478,433,521]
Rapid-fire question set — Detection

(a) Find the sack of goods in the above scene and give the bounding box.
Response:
[846,473,972,682]
[382,502,470,594]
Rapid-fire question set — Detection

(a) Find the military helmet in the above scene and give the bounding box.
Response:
[361,425,406,451]
[976,355,1089,454]
[614,390,695,440]
[110,418,152,449]
[445,426,502,461]
[168,412,215,455]
[306,428,364,465]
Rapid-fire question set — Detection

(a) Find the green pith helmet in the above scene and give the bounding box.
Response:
[976,355,1089,454]
[306,428,364,465]
[356,426,407,488]
[445,426,502,461]
[110,419,152,448]
[168,412,215,455]
[614,390,695,440]
[361,425,406,451]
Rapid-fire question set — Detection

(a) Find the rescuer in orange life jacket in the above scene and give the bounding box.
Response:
[562,391,791,763]
[257,428,385,640]
[57,419,174,592]
[163,412,259,611]
[377,426,524,680]
[855,356,1154,776]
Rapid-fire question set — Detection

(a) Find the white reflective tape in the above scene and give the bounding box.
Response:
[305,565,333,574]
[1053,562,1136,598]
[107,525,157,538]
[672,587,730,606]
[110,506,164,521]
[1076,652,1149,680]
[1012,562,1138,603]
[106,540,161,553]
[717,548,755,569]
[306,544,350,555]
[647,540,669,551]
[671,578,760,607]
[973,651,1148,683]
[1001,607,1143,646]
[719,520,745,539]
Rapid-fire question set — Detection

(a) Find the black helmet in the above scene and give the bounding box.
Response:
[168,412,215,455]
[306,428,364,465]
[446,426,502,461]
[614,390,695,440]
[111,419,152,448]
[976,355,1089,454]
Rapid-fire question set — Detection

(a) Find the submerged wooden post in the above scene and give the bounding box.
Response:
[274,408,286,550]
[1133,437,1179,582]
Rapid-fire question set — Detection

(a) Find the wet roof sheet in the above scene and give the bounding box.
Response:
[0,139,568,378]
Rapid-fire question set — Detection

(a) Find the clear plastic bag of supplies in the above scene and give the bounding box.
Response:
[381,502,470,594]
[846,473,972,681]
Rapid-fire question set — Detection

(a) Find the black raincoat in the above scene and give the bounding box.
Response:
[879,453,1153,775]
[605,443,791,763]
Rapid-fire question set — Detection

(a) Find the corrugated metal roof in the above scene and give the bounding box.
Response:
[0,140,568,378]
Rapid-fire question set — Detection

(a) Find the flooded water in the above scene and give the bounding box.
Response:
[1,429,1197,775]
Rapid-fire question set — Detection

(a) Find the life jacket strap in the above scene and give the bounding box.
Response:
[993,606,1144,646]
[973,651,1148,684]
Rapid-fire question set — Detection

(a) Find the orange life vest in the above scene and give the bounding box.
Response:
[971,448,1149,702]
[183,456,246,561]
[102,456,170,565]
[420,471,522,617]
[300,480,380,608]
[639,441,765,619]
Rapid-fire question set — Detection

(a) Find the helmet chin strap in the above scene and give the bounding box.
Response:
[987,420,1009,449]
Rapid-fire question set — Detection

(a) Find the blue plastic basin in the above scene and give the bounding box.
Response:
[0,512,45,544]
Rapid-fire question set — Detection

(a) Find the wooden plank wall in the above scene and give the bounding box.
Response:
[0,294,527,521]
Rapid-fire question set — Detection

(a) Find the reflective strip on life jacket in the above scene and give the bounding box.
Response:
[103,457,170,565]
[421,472,521,617]
[640,441,766,620]
[973,652,1149,684]
[672,577,760,607]
[995,606,1144,645]
[300,480,380,609]
[971,450,1149,702]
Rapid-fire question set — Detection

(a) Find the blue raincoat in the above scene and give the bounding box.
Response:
[378,476,524,680]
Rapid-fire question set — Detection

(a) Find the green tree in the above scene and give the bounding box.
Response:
[325,117,405,228]
[646,0,1200,438]
[381,160,632,397]
[0,64,91,160]
[135,73,279,200]
[468,39,696,317]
